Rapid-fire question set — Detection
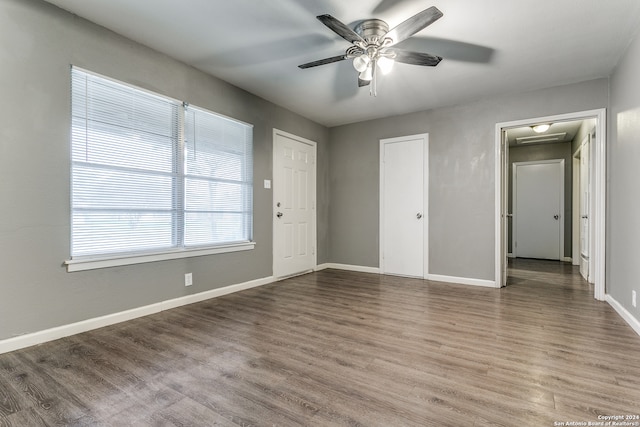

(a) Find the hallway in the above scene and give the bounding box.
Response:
[507,258,592,291]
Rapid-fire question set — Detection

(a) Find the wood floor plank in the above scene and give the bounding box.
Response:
[0,377,21,424]
[2,407,49,427]
[1,352,101,425]
[1,258,639,425]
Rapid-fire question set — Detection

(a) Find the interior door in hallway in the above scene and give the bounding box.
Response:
[579,133,591,281]
[380,134,428,278]
[513,160,564,260]
[273,130,316,279]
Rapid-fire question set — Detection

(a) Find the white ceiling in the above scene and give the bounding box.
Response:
[43,0,640,127]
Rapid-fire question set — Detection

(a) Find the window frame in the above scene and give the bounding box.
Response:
[65,67,255,272]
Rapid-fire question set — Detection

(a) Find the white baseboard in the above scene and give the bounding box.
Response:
[509,254,572,262]
[317,264,496,289]
[0,276,275,355]
[315,263,380,274]
[427,274,497,288]
[606,295,640,337]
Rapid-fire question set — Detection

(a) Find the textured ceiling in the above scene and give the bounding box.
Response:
[43,0,640,127]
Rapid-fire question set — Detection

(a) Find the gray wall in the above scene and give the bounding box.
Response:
[608,26,640,321]
[329,79,609,281]
[508,142,573,258]
[0,0,329,341]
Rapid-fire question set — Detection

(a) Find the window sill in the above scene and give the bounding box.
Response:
[64,242,256,272]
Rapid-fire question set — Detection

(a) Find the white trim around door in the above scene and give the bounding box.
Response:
[495,109,606,300]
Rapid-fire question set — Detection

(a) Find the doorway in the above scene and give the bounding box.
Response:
[379,134,429,278]
[495,109,606,300]
[272,129,317,279]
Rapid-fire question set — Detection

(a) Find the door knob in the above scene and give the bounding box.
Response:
[416,213,423,219]
[581,215,588,219]
[276,212,283,218]
[553,214,559,220]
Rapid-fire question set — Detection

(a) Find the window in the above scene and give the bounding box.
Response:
[183,106,253,247]
[67,67,253,271]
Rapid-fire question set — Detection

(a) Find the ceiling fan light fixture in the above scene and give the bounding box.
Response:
[377,56,395,75]
[531,124,551,133]
[359,67,373,81]
[353,54,371,73]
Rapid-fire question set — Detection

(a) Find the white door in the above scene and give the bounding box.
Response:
[572,154,580,266]
[273,130,316,278]
[380,134,428,278]
[579,135,591,280]
[513,160,564,260]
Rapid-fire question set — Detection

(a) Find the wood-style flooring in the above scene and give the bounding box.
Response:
[1,259,640,426]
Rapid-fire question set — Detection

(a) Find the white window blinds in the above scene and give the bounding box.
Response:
[184,106,253,247]
[70,67,253,259]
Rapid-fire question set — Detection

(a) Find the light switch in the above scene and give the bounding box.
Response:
[264,179,271,189]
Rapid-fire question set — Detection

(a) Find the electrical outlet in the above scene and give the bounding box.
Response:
[633,290,637,308]
[185,273,193,287]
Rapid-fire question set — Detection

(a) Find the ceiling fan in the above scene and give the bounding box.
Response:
[298,6,444,96]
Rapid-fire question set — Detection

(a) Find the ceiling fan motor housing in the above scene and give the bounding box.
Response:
[354,19,389,43]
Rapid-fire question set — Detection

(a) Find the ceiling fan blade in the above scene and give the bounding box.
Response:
[384,6,443,46]
[395,36,495,64]
[387,48,442,66]
[358,77,371,87]
[298,55,347,69]
[317,14,365,44]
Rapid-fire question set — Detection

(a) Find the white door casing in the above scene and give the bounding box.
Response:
[512,160,564,260]
[272,129,316,279]
[379,134,429,278]
[500,129,510,287]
